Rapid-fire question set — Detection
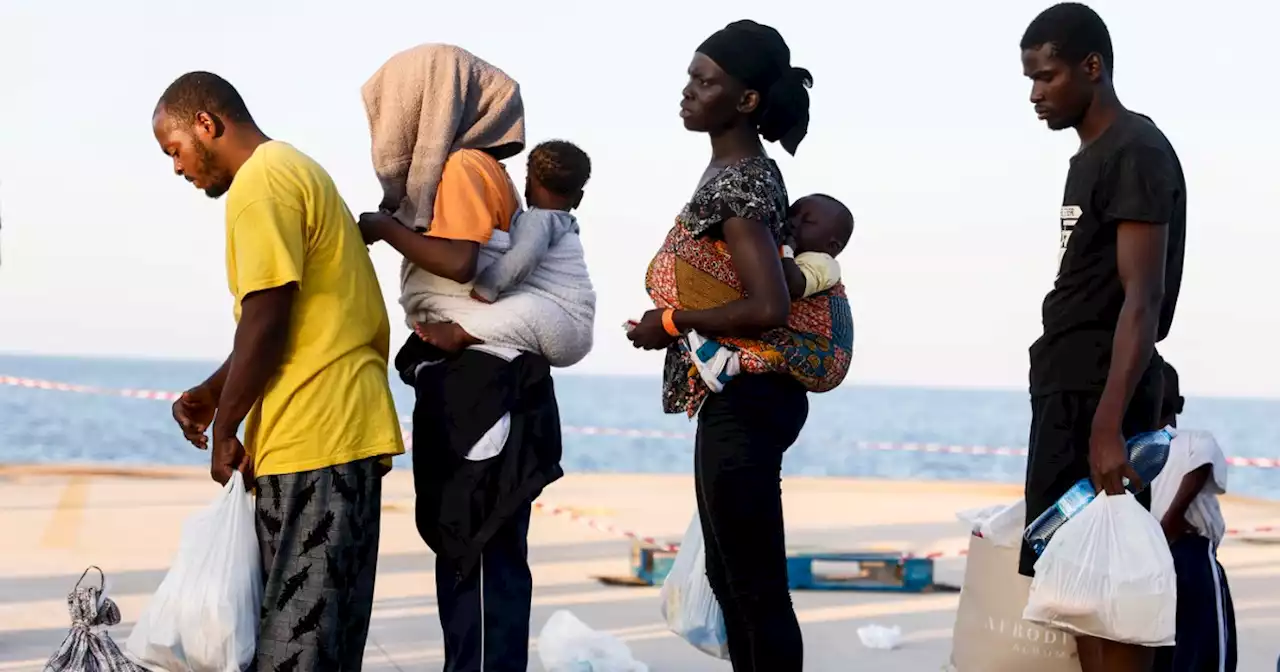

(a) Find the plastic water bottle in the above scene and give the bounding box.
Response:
[1023,426,1176,556]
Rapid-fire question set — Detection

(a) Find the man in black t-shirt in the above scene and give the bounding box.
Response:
[1019,4,1186,670]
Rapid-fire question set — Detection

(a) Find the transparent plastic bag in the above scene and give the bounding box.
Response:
[956,500,1026,548]
[536,610,649,672]
[1023,492,1176,646]
[127,472,262,672]
[659,515,729,659]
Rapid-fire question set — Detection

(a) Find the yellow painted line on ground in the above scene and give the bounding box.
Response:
[39,476,88,549]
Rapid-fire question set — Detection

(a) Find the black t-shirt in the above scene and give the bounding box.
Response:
[1030,111,1186,395]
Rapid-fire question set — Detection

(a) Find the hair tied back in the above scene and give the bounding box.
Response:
[759,66,813,156]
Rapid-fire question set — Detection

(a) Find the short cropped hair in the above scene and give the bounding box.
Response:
[809,193,853,225]
[528,140,591,196]
[1020,3,1114,74]
[157,71,253,125]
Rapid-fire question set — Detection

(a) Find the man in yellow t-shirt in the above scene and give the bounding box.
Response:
[152,71,402,672]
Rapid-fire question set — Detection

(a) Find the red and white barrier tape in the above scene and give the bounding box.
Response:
[532,501,681,552]
[0,375,181,401]
[3,374,1279,469]
[4,375,1277,562]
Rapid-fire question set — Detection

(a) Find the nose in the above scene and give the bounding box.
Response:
[172,157,184,177]
[1029,83,1045,105]
[681,81,695,101]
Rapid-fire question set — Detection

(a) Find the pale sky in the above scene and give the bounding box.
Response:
[1,1,1276,398]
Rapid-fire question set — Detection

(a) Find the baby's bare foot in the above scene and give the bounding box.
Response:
[414,322,482,353]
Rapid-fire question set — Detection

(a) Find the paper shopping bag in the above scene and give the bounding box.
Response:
[948,533,1079,672]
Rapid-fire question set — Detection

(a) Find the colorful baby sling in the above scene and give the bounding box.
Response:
[646,220,854,416]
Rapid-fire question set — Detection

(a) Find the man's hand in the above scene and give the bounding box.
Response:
[210,427,252,486]
[1088,425,1142,496]
[172,385,217,449]
[357,211,398,245]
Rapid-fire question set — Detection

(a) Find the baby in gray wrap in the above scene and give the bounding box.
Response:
[412,139,596,366]
[469,140,590,304]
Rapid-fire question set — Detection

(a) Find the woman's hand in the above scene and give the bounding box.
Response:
[627,309,678,350]
[357,211,398,245]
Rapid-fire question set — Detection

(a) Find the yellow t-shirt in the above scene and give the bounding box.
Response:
[224,141,404,478]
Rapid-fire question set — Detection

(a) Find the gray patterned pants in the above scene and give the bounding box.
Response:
[252,457,382,672]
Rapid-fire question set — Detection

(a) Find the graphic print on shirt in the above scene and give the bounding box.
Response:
[1058,205,1082,274]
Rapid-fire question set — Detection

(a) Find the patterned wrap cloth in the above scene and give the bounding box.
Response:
[645,157,854,416]
[43,567,142,672]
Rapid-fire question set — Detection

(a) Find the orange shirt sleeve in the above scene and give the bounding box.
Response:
[428,152,502,244]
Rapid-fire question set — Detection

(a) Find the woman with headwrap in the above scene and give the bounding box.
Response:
[356,44,565,671]
[627,20,853,670]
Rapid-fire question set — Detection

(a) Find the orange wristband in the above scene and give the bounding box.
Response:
[661,308,681,337]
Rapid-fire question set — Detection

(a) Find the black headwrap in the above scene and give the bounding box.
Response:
[696,19,813,155]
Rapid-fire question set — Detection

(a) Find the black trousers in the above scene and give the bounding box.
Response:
[694,373,808,672]
[1020,364,1164,577]
[436,502,533,672]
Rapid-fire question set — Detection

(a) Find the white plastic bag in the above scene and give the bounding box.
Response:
[1023,492,1176,646]
[956,500,1026,547]
[536,610,649,672]
[856,624,902,650]
[659,515,729,659]
[127,472,262,672]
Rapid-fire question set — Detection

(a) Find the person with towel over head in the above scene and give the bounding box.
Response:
[627,20,853,672]
[356,44,569,671]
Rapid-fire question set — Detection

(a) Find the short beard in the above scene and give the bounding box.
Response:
[194,141,233,199]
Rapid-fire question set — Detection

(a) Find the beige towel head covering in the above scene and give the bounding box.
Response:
[362,43,526,232]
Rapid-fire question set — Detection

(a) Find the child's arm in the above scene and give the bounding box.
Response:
[1160,464,1212,543]
[782,257,807,300]
[471,210,558,303]
[792,252,842,299]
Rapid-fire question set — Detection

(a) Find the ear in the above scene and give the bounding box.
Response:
[737,89,761,116]
[193,111,224,141]
[1082,53,1105,83]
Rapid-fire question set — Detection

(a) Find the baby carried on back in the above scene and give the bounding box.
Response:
[361,44,595,367]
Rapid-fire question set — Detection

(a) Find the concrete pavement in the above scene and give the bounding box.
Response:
[1,466,1277,670]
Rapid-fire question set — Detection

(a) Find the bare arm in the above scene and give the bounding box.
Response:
[672,217,791,337]
[200,355,232,398]
[211,284,296,441]
[372,217,481,284]
[1093,222,1168,434]
[782,258,806,300]
[1161,464,1211,537]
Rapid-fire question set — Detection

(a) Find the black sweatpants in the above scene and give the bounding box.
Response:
[695,373,808,672]
[1153,534,1237,672]
[436,503,534,672]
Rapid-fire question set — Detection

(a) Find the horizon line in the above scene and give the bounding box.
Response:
[2,350,1277,403]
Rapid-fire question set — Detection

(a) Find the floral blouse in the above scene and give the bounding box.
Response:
[658,156,790,414]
